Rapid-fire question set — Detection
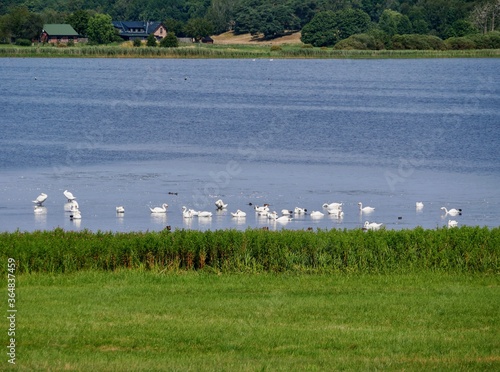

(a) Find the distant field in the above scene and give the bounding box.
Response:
[211,31,303,45]
[15,271,500,370]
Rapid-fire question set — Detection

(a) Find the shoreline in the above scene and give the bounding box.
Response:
[1,45,499,59]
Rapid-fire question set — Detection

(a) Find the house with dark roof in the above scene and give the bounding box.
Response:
[112,21,167,41]
[40,24,85,44]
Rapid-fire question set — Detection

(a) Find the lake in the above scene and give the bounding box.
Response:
[0,57,499,232]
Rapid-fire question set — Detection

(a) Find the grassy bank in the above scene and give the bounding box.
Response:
[1,227,499,274]
[14,271,500,370]
[1,44,499,59]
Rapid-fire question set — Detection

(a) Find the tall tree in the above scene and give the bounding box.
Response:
[0,15,9,43]
[87,13,116,44]
[206,0,239,34]
[301,8,371,47]
[184,17,213,41]
[3,6,43,41]
[471,2,491,34]
[66,9,91,37]
[379,9,412,36]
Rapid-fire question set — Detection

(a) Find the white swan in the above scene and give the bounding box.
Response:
[70,210,81,220]
[63,190,76,202]
[328,209,344,218]
[273,215,292,223]
[150,203,168,213]
[64,200,79,212]
[116,206,125,213]
[182,206,193,218]
[447,220,458,228]
[32,193,48,206]
[33,205,46,214]
[294,207,307,214]
[441,207,462,216]
[254,204,270,213]
[268,211,278,219]
[310,211,324,218]
[281,209,293,216]
[323,202,342,210]
[231,210,246,217]
[69,203,79,212]
[358,202,375,213]
[196,211,213,218]
[416,202,424,209]
[363,221,383,231]
[215,199,227,210]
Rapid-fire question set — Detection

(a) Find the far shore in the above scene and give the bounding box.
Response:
[1,43,499,59]
[2,31,499,59]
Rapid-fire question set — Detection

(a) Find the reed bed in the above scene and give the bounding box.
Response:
[1,227,498,274]
[1,46,499,59]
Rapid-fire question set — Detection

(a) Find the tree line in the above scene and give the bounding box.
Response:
[1,0,499,48]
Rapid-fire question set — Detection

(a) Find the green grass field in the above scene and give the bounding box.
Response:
[13,271,500,370]
[2,228,498,369]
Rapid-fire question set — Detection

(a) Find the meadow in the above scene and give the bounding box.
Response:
[2,227,499,370]
[12,270,500,370]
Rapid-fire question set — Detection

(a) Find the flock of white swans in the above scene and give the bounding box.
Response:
[31,191,462,230]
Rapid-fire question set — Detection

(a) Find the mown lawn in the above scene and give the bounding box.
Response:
[14,271,500,371]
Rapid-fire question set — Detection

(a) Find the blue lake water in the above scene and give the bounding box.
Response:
[0,57,499,232]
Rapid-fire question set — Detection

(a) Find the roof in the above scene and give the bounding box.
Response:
[112,21,163,35]
[42,24,79,37]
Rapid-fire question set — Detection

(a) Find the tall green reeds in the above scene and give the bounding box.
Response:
[0,227,498,274]
[1,46,499,59]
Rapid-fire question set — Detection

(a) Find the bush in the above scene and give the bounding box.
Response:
[334,33,385,50]
[444,37,476,50]
[466,31,500,49]
[392,34,445,50]
[159,32,178,48]
[146,33,157,47]
[15,39,32,47]
[270,45,282,51]
[301,44,313,48]
[67,40,74,47]
[133,38,141,47]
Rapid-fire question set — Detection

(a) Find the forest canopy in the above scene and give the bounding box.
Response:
[0,0,499,47]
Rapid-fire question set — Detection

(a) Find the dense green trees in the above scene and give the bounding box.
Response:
[0,0,498,48]
[301,8,371,47]
[184,17,214,41]
[379,10,413,36]
[1,6,43,41]
[233,0,303,39]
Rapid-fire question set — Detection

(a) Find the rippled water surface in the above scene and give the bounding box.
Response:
[0,58,498,232]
